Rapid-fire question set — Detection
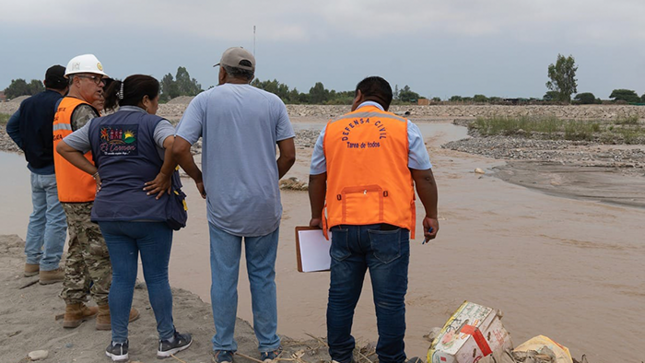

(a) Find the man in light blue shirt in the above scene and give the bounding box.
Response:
[308,76,438,363]
[172,47,295,363]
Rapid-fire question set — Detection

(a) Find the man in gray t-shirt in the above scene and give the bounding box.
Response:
[172,47,295,363]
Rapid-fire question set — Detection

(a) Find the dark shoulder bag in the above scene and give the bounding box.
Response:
[166,168,188,230]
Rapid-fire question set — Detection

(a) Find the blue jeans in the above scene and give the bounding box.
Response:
[327,224,410,363]
[98,221,175,343]
[209,223,281,352]
[25,173,67,271]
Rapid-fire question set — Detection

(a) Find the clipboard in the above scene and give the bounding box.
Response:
[295,226,332,273]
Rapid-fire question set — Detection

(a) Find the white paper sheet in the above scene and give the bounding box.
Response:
[297,229,332,272]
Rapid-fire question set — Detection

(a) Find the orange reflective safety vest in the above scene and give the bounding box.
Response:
[323,105,416,238]
[52,97,97,203]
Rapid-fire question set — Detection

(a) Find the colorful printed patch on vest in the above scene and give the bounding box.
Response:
[99,125,138,156]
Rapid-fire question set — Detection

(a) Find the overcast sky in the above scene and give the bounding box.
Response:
[2,0,644,99]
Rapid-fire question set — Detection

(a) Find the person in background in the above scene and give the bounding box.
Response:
[57,74,192,362]
[5,65,68,284]
[172,47,295,363]
[308,76,439,363]
[92,93,105,114]
[53,54,139,330]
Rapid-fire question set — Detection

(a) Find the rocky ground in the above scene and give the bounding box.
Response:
[3,100,645,121]
[443,117,645,177]
[443,136,645,174]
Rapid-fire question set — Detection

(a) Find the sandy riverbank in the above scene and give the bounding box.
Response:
[1,113,644,362]
[0,235,340,363]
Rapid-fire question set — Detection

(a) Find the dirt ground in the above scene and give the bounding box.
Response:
[0,234,337,362]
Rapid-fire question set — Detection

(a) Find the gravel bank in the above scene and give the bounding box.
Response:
[444,137,645,169]
[3,102,645,121]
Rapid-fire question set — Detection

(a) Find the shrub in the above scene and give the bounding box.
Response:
[473,94,489,103]
[614,115,640,125]
[0,113,10,126]
[574,92,597,105]
[609,89,640,103]
[563,120,598,141]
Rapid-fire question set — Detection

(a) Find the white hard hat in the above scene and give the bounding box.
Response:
[64,54,108,78]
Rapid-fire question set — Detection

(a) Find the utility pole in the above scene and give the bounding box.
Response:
[253,25,256,56]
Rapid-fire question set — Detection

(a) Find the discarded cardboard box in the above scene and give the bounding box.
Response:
[428,301,513,363]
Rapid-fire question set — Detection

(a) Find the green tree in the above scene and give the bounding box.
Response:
[309,82,329,104]
[28,80,45,94]
[4,78,44,99]
[288,88,301,104]
[546,54,578,103]
[642,93,645,103]
[574,92,597,105]
[159,73,179,102]
[543,91,560,102]
[473,94,489,103]
[326,90,354,105]
[298,92,310,104]
[4,79,28,99]
[175,66,202,97]
[449,95,463,102]
[432,97,441,102]
[398,85,419,103]
[489,97,502,104]
[609,89,640,103]
[252,79,292,101]
[158,67,202,102]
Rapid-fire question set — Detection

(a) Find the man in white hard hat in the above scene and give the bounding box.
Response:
[53,54,139,331]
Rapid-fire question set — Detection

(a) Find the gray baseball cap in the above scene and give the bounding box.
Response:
[213,47,255,71]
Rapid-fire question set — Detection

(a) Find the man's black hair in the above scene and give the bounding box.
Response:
[355,76,393,110]
[223,62,254,82]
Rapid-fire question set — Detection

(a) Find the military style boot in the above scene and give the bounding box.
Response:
[96,304,141,331]
[39,267,64,285]
[24,263,39,277]
[63,303,99,328]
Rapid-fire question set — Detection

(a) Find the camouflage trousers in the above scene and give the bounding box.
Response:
[59,202,111,305]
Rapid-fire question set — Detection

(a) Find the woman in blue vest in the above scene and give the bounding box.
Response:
[56,74,192,362]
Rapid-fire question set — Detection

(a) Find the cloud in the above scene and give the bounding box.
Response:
[0,0,313,42]
[3,0,644,44]
[2,0,644,97]
[312,0,645,44]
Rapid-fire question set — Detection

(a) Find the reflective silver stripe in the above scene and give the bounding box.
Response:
[330,112,406,124]
[53,123,73,131]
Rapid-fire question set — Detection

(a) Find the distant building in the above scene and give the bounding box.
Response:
[0,92,6,102]
[417,98,430,106]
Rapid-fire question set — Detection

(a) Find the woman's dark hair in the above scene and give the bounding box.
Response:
[104,74,160,111]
